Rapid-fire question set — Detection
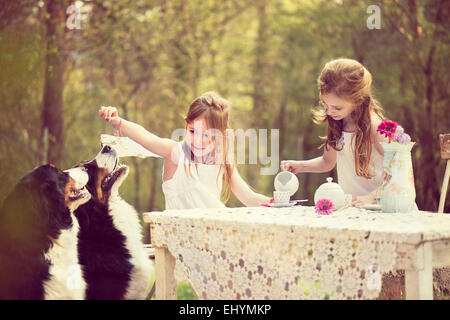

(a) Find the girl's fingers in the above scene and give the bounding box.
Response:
[109,106,117,116]
[280,161,290,172]
[285,163,295,173]
[352,198,363,207]
[107,107,117,120]
[98,106,118,121]
[99,106,109,119]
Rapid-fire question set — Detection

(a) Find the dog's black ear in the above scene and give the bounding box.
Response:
[0,175,50,254]
[40,171,73,238]
[0,165,72,254]
[38,166,74,236]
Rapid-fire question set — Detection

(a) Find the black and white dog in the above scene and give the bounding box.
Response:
[73,145,153,299]
[0,164,90,300]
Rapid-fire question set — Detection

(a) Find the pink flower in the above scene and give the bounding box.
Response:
[377,120,398,139]
[315,199,335,215]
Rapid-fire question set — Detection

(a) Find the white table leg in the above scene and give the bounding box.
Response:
[154,247,177,300]
[438,159,450,213]
[405,242,433,300]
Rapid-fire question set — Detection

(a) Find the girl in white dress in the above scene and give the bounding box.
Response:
[281,58,389,206]
[99,92,271,209]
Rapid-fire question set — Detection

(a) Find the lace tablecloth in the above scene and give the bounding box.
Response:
[146,206,450,300]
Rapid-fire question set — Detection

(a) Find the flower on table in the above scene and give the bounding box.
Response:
[315,199,334,215]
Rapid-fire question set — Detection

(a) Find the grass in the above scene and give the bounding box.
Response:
[146,260,196,300]
[148,281,196,300]
[177,281,196,300]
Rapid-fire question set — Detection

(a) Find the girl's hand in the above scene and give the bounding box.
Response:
[99,106,121,130]
[352,194,376,207]
[260,198,274,208]
[280,160,303,174]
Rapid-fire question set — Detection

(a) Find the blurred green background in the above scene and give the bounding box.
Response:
[1,0,449,236]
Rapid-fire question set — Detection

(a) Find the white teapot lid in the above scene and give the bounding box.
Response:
[317,177,343,192]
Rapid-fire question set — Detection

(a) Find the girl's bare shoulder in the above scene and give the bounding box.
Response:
[371,111,384,127]
[370,112,389,143]
[165,141,182,165]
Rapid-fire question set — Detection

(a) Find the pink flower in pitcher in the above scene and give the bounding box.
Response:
[377,120,398,139]
[315,199,334,215]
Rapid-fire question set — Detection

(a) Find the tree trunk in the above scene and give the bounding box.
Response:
[41,0,66,166]
[251,0,268,125]
[418,32,440,211]
[276,79,289,157]
[247,0,269,189]
[409,0,442,211]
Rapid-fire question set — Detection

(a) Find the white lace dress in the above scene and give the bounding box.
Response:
[336,131,384,197]
[162,142,226,210]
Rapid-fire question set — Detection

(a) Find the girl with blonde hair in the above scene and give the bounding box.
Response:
[99,91,270,209]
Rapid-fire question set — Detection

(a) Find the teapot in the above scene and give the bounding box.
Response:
[314,177,345,210]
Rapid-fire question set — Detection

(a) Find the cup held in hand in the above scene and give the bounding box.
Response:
[274,171,299,196]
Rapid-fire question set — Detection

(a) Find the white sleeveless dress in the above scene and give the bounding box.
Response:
[336,131,383,197]
[162,142,226,210]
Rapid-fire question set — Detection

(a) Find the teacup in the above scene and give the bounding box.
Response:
[344,194,353,207]
[273,190,291,205]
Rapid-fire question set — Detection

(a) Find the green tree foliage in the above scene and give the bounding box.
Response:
[0,0,449,219]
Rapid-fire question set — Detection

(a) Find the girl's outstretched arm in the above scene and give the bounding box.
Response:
[99,106,177,159]
[230,166,271,207]
[281,146,337,174]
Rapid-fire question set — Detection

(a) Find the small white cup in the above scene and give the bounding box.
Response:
[344,194,353,207]
[273,190,290,204]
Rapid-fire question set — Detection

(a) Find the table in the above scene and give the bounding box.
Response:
[143,206,450,300]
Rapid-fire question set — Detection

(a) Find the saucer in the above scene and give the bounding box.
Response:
[268,200,306,208]
[269,201,296,208]
[361,204,382,211]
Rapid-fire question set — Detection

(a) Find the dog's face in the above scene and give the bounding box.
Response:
[73,145,129,204]
[63,166,91,212]
[0,164,90,245]
[16,164,91,213]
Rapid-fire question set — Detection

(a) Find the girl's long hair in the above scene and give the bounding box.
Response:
[312,58,385,179]
[184,91,234,202]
